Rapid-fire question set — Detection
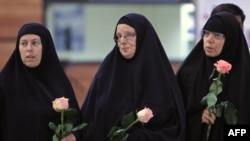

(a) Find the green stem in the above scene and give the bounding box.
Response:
[218,73,222,79]
[215,73,222,94]
[61,110,64,137]
[207,73,222,141]
[206,123,211,141]
[217,73,221,81]
[124,119,139,133]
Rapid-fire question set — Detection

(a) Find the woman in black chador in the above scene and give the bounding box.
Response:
[80,13,186,141]
[176,12,250,141]
[0,23,80,141]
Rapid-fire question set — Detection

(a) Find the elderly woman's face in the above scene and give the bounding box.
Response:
[203,30,225,57]
[115,24,136,59]
[19,34,42,68]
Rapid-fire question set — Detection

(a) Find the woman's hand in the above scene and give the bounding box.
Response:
[201,107,216,124]
[60,133,76,141]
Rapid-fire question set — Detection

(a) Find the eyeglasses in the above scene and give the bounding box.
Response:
[202,30,225,40]
[114,32,136,42]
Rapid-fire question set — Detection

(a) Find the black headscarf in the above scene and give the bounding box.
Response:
[176,12,250,141]
[204,16,225,34]
[0,23,80,141]
[81,13,186,141]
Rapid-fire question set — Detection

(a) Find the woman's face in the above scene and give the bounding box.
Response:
[203,30,225,57]
[115,24,136,59]
[19,34,42,68]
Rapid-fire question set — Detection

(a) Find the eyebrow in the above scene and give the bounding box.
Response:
[20,38,40,41]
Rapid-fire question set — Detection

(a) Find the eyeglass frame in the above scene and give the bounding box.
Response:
[202,30,225,40]
[114,32,136,42]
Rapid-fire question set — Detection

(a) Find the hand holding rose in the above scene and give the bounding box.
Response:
[200,60,236,141]
[60,133,76,141]
[49,97,87,141]
[108,107,153,141]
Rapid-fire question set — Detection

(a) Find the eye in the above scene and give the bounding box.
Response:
[213,33,224,38]
[124,32,136,40]
[126,33,133,38]
[202,30,210,36]
[115,34,122,41]
[20,42,28,46]
[32,41,41,46]
[202,30,225,40]
[115,32,136,42]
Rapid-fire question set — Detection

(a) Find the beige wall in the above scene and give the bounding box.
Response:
[0,0,181,107]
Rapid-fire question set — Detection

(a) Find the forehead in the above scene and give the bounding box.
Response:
[20,34,40,40]
[116,24,135,33]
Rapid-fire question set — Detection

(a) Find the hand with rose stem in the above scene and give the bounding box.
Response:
[60,133,76,141]
[202,108,217,141]
[202,107,216,124]
[50,97,87,141]
[108,107,153,141]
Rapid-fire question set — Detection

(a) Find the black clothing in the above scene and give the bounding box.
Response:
[81,13,186,141]
[176,12,250,141]
[0,23,80,141]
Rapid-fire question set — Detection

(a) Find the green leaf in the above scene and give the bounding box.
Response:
[215,80,223,96]
[113,129,125,136]
[215,86,223,96]
[209,81,222,96]
[121,112,136,128]
[52,134,60,141]
[215,79,222,86]
[64,123,73,134]
[107,126,122,137]
[201,95,208,105]
[109,131,127,141]
[55,124,63,136]
[215,105,222,117]
[64,108,78,124]
[209,81,218,91]
[109,128,126,141]
[224,102,237,125]
[120,133,129,141]
[48,122,57,130]
[207,93,217,107]
[72,123,88,132]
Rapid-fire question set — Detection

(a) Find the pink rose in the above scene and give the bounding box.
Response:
[137,107,154,123]
[52,97,69,112]
[214,60,232,74]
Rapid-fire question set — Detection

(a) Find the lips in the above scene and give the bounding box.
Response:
[26,55,34,58]
[122,47,129,50]
[205,46,213,50]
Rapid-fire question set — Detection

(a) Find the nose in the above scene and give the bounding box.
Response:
[120,36,128,42]
[26,43,33,51]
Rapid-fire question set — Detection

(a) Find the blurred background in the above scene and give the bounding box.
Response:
[0,0,249,106]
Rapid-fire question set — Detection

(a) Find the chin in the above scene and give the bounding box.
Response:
[123,55,132,59]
